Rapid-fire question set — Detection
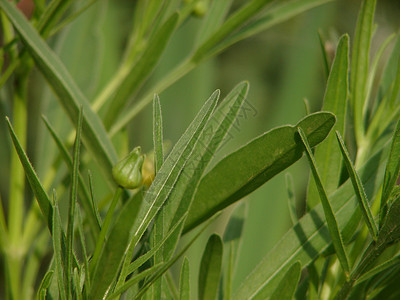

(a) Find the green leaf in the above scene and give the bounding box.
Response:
[73,268,82,300]
[88,171,103,227]
[336,131,378,240]
[90,90,219,299]
[223,204,246,299]
[318,30,331,79]
[89,187,123,276]
[42,116,100,237]
[378,195,400,245]
[185,112,336,232]
[76,206,90,294]
[89,190,143,299]
[107,263,164,300]
[128,89,219,246]
[208,0,333,59]
[223,204,246,244]
[192,0,273,63]
[298,127,349,276]
[179,257,190,300]
[103,12,179,129]
[195,0,232,47]
[286,173,298,224]
[5,117,53,232]
[268,261,301,300]
[65,107,83,298]
[108,0,332,134]
[36,0,73,37]
[0,0,119,187]
[380,120,400,225]
[378,35,400,103]
[126,213,188,275]
[356,254,400,284]
[364,33,396,114]
[233,142,388,299]
[307,34,349,209]
[153,94,164,173]
[36,270,54,300]
[350,0,376,144]
[52,201,66,300]
[133,213,221,299]
[162,81,249,260]
[198,234,223,300]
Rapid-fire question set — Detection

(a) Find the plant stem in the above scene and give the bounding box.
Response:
[109,59,196,136]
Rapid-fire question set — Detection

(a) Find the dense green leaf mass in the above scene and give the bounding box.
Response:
[185,112,336,232]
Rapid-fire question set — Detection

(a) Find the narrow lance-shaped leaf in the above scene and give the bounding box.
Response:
[179,257,190,300]
[106,263,164,300]
[194,0,232,47]
[307,34,349,209]
[198,234,223,300]
[88,189,143,299]
[192,0,273,63]
[162,82,249,261]
[364,33,396,115]
[209,0,333,59]
[76,207,90,293]
[267,261,301,300]
[89,91,219,299]
[116,89,222,291]
[111,213,222,300]
[378,35,400,102]
[88,171,103,227]
[66,108,83,298]
[185,112,336,233]
[298,127,350,276]
[350,0,376,144]
[36,270,54,300]
[318,30,331,79]
[223,203,246,299]
[107,213,220,299]
[41,116,100,236]
[108,0,333,135]
[234,142,388,299]
[130,90,218,245]
[89,187,123,275]
[6,117,53,233]
[153,94,164,173]
[103,12,179,129]
[336,131,378,240]
[52,201,66,300]
[380,119,400,225]
[0,0,118,187]
[150,93,165,300]
[36,0,73,37]
[356,253,400,284]
[73,268,83,300]
[126,212,188,275]
[286,173,298,224]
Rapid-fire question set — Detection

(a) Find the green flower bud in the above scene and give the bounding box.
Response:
[112,147,144,189]
[193,1,208,18]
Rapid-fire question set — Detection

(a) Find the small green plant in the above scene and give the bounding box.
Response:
[1,0,400,299]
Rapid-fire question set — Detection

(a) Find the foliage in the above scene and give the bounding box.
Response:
[1,0,400,299]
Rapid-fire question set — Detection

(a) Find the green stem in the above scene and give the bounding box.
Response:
[109,59,196,136]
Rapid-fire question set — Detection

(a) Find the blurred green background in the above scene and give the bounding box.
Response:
[1,0,400,296]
